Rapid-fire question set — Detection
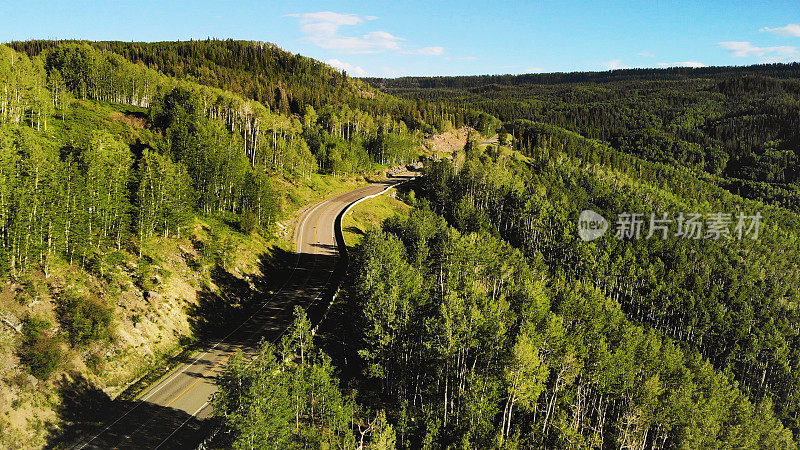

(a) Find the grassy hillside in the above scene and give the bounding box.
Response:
[341,187,412,247]
[2,37,799,448]
[0,39,418,447]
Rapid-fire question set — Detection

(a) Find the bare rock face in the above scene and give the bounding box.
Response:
[0,311,22,333]
[145,291,163,303]
[426,126,475,153]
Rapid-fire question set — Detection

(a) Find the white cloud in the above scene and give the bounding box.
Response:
[320,31,404,54]
[657,61,708,68]
[524,67,544,73]
[326,58,367,76]
[637,51,655,57]
[287,12,361,36]
[760,24,800,37]
[718,41,796,58]
[760,55,799,63]
[403,46,445,55]
[288,11,446,56]
[603,59,630,70]
[455,56,478,61]
[287,11,402,53]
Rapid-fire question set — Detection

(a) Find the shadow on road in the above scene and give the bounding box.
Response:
[46,244,345,448]
[186,245,304,340]
[187,264,258,340]
[187,246,342,347]
[45,375,208,449]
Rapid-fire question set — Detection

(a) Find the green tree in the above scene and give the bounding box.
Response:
[18,316,62,380]
[214,347,295,449]
[136,149,193,244]
[83,131,133,249]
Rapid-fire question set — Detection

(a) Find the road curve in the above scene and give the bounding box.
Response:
[73,174,415,449]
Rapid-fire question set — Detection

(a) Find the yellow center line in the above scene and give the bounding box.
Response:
[164,202,327,409]
[165,353,223,407]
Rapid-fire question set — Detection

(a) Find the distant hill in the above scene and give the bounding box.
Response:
[11,39,390,116]
[366,63,800,211]
[364,62,800,90]
[11,39,505,134]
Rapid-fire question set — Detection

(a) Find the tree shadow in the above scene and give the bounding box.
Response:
[312,282,365,384]
[48,243,347,448]
[46,374,209,450]
[185,245,343,348]
[343,225,365,236]
[185,246,299,339]
[393,177,419,196]
[187,264,255,341]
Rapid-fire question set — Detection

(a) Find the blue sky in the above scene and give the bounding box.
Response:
[2,0,800,77]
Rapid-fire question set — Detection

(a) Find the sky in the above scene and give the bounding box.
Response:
[1,0,800,77]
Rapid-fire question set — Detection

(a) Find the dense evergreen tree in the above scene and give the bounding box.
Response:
[214,308,393,449]
[350,203,795,448]
[367,65,800,209]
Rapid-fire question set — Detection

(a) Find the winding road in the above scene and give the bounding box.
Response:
[73,173,415,449]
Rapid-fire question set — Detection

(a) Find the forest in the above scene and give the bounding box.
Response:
[11,39,503,137]
[0,40,431,447]
[0,38,799,448]
[0,40,436,276]
[396,130,800,446]
[366,65,800,211]
[222,125,800,446]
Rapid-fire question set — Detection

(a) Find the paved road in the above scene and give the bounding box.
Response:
[480,134,498,146]
[72,174,415,449]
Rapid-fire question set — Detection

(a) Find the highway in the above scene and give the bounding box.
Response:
[72,173,415,449]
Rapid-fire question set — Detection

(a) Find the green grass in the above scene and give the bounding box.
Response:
[342,188,412,246]
[279,170,389,215]
[272,168,392,245]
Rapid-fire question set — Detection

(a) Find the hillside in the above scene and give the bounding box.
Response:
[314,122,800,447]
[366,65,800,211]
[0,40,422,447]
[1,37,799,449]
[10,39,501,137]
[11,39,391,118]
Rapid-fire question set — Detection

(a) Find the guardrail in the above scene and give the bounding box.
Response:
[196,175,415,449]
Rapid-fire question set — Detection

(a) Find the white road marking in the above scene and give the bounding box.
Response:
[152,401,210,450]
[75,175,415,449]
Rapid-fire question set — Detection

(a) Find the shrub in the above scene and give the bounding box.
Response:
[56,291,114,346]
[19,316,62,380]
[20,336,62,380]
[240,210,258,234]
[21,316,51,341]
